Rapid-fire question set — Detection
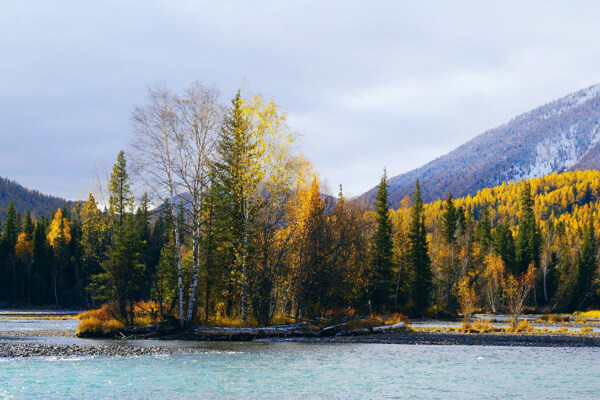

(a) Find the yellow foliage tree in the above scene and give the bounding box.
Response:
[47,208,71,248]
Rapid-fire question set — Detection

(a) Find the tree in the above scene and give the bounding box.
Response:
[441,193,458,244]
[47,208,72,306]
[515,182,541,275]
[89,152,145,324]
[407,180,432,316]
[1,201,19,300]
[493,221,516,274]
[575,216,597,308]
[369,169,394,312]
[455,273,477,324]
[131,86,186,323]
[215,91,257,322]
[502,265,536,327]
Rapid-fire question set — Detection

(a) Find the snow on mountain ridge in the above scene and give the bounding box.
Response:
[361,83,600,206]
[541,84,600,120]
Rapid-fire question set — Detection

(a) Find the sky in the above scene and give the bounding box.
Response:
[2,1,600,200]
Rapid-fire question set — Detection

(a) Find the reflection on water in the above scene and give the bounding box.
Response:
[0,342,599,399]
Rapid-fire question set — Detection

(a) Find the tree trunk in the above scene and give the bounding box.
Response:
[186,225,200,324]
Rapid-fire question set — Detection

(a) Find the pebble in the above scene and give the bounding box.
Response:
[0,343,200,358]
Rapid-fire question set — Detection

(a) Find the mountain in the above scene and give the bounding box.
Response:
[0,176,70,221]
[363,84,600,207]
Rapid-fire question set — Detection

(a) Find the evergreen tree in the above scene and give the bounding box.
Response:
[493,220,516,274]
[407,180,432,316]
[214,91,260,322]
[575,216,597,308]
[369,169,394,312]
[476,205,492,256]
[23,210,34,236]
[441,193,458,244]
[1,201,19,301]
[516,182,541,275]
[89,152,145,324]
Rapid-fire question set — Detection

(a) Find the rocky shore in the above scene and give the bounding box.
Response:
[0,343,200,358]
[269,330,600,347]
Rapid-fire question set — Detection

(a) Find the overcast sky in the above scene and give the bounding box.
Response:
[2,1,600,200]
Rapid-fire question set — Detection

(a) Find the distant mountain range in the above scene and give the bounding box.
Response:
[362,84,600,207]
[0,176,70,221]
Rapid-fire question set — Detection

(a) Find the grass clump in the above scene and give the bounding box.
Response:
[538,314,570,323]
[513,320,533,333]
[76,301,163,336]
[574,310,600,320]
[472,319,495,333]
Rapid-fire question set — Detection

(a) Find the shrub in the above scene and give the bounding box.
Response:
[538,314,570,323]
[513,320,533,333]
[580,327,593,334]
[76,301,163,336]
[574,310,600,320]
[472,319,494,333]
[557,327,568,333]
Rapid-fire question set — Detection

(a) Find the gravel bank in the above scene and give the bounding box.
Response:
[267,331,600,347]
[0,343,200,358]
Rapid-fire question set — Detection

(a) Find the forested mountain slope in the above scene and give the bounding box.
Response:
[364,84,600,207]
[0,176,70,220]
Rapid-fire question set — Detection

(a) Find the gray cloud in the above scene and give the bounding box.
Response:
[2,1,600,199]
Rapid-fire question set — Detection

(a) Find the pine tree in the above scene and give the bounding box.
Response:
[23,210,34,236]
[476,205,492,256]
[214,91,260,322]
[493,220,516,274]
[408,180,432,316]
[109,151,133,229]
[516,182,541,275]
[575,216,597,308]
[1,201,19,300]
[441,193,458,244]
[369,169,394,312]
[89,152,145,324]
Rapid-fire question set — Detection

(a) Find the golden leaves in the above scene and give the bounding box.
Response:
[47,208,72,248]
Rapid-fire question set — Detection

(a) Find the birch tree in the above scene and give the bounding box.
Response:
[131,83,223,325]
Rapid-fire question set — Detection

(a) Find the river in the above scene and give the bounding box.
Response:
[1,318,599,399]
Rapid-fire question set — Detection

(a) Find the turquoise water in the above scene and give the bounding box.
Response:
[0,319,79,332]
[1,342,599,399]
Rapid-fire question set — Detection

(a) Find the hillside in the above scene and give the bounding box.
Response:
[0,176,70,220]
[364,84,600,207]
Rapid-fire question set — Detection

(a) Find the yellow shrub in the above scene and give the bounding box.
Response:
[574,310,600,320]
[580,327,593,334]
[75,316,125,336]
[557,327,568,333]
[538,314,569,323]
[513,320,533,333]
[472,319,494,333]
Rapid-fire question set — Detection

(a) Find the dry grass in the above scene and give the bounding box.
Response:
[472,319,495,333]
[76,301,163,336]
[574,310,600,320]
[200,315,260,328]
[537,314,570,323]
[513,320,533,333]
[76,317,125,335]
